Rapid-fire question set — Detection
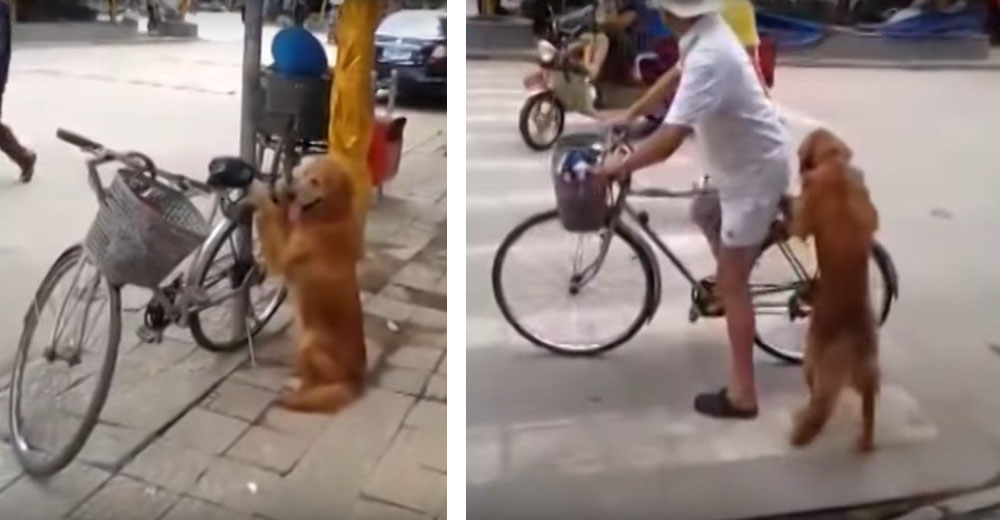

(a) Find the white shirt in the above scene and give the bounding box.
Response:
[664,13,790,201]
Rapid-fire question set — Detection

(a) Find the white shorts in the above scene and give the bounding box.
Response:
[691,190,782,248]
[719,194,782,247]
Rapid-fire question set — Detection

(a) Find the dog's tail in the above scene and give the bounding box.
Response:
[278,382,362,414]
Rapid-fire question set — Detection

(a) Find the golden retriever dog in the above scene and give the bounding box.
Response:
[789,128,880,452]
[252,154,367,413]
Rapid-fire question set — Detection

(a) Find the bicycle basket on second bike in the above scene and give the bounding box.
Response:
[550,132,612,232]
[85,169,209,288]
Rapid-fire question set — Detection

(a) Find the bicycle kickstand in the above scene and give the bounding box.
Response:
[245,318,258,368]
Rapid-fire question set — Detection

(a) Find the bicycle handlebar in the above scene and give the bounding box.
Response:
[56,129,101,151]
[56,128,213,195]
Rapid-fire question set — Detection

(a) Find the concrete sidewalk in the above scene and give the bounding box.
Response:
[0,25,447,518]
[0,130,447,520]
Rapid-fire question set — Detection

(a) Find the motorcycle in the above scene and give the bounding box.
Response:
[518,3,678,151]
[518,2,779,151]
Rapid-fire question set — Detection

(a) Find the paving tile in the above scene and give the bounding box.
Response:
[386,426,445,474]
[363,453,446,516]
[350,498,428,520]
[164,407,250,455]
[226,426,308,474]
[77,422,151,471]
[188,456,283,514]
[257,405,333,440]
[365,296,417,323]
[252,389,415,520]
[204,380,277,422]
[121,438,213,493]
[160,496,254,520]
[424,375,446,402]
[68,474,177,520]
[392,263,440,293]
[0,462,110,520]
[404,400,446,438]
[388,346,442,371]
[407,307,446,331]
[229,364,295,393]
[377,367,432,397]
[99,343,245,430]
[407,331,447,352]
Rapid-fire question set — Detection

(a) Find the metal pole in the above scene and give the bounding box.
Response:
[234,0,263,340]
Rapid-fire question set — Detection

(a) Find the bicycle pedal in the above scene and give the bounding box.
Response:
[136,325,164,344]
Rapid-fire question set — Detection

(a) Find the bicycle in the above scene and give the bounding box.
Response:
[8,129,287,477]
[491,128,900,361]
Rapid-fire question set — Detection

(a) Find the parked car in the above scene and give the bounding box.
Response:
[374,9,446,100]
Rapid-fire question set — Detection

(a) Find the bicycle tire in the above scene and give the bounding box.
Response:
[519,91,565,152]
[492,209,655,356]
[188,220,287,352]
[752,239,894,364]
[9,245,121,477]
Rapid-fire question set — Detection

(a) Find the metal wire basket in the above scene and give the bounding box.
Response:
[550,132,610,232]
[84,169,209,288]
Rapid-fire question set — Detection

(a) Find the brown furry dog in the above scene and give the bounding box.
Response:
[789,129,880,452]
[253,154,367,413]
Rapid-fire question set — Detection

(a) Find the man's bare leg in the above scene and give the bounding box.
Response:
[716,245,759,410]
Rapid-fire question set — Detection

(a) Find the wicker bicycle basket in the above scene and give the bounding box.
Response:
[550,132,610,232]
[84,169,209,288]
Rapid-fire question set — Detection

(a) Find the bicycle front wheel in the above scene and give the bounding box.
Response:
[188,221,287,352]
[751,236,893,364]
[9,245,121,477]
[492,210,655,356]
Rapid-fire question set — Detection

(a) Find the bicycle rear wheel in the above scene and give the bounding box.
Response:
[492,210,654,356]
[9,245,121,476]
[751,236,893,364]
[188,220,287,352]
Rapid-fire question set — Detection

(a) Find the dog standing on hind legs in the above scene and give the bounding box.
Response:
[789,129,880,452]
[252,154,367,414]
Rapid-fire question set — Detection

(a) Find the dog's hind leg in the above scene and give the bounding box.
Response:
[278,381,361,413]
[853,362,880,453]
[791,349,849,448]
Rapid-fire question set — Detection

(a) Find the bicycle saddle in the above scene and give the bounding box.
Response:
[207,157,256,189]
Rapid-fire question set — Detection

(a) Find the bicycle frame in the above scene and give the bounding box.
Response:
[573,175,818,324]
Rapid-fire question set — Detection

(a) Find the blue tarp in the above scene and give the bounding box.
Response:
[755,11,826,50]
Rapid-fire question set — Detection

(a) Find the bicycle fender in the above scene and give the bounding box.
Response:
[873,241,899,300]
[620,224,662,322]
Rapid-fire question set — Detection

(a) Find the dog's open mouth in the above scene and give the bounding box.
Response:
[288,196,322,224]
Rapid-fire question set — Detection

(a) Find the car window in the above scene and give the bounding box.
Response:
[377,11,445,39]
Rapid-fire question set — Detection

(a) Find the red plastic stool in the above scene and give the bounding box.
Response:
[367,116,407,200]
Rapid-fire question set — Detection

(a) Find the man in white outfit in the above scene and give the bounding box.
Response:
[596,0,791,419]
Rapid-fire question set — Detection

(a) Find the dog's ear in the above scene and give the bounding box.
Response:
[797,130,819,173]
[789,168,818,238]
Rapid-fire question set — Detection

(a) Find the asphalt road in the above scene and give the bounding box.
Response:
[465,59,1000,518]
[0,13,445,374]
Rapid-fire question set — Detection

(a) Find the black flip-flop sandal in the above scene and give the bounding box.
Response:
[694,387,758,419]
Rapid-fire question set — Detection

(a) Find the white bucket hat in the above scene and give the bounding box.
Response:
[652,0,724,18]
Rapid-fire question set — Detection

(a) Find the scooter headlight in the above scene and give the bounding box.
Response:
[537,40,557,64]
